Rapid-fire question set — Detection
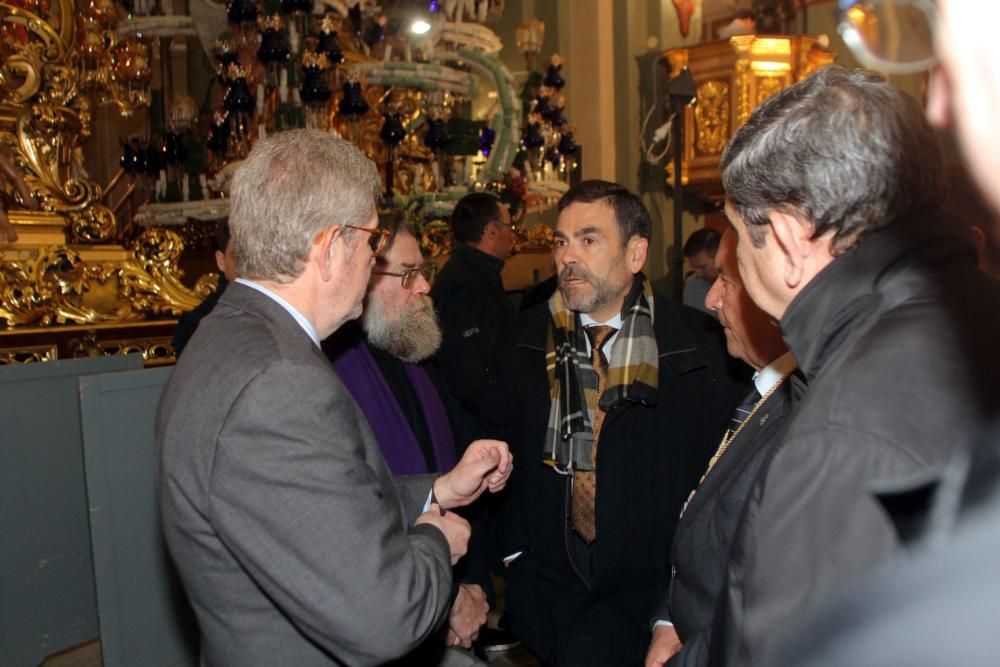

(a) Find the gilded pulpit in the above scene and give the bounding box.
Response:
[664,34,837,202]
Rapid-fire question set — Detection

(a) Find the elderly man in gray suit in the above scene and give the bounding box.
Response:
[646,228,802,667]
[157,129,512,667]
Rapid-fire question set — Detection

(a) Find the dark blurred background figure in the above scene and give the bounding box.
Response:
[172,220,236,357]
[652,227,721,318]
[430,192,515,449]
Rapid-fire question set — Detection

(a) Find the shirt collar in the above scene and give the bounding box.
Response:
[753,350,797,396]
[580,312,624,329]
[235,277,321,348]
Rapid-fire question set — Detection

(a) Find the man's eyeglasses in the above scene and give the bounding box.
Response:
[345,224,392,258]
[837,0,937,75]
[372,263,437,289]
[313,224,393,258]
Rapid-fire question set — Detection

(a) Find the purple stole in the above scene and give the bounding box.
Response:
[331,340,457,475]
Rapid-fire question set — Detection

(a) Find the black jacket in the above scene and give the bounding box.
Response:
[661,369,806,667]
[430,243,514,449]
[173,275,228,357]
[492,292,746,666]
[715,214,1000,667]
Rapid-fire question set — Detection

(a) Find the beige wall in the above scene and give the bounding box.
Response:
[560,0,618,182]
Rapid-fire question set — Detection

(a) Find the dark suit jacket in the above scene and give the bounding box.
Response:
[430,243,514,448]
[659,371,804,667]
[157,282,454,666]
[491,293,746,666]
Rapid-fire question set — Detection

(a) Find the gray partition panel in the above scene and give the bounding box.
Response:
[0,355,142,667]
[78,367,198,667]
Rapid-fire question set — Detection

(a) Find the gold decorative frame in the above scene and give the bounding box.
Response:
[0,0,200,364]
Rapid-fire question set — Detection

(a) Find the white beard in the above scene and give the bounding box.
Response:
[362,295,443,363]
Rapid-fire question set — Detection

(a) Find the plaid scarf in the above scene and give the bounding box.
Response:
[543,274,659,472]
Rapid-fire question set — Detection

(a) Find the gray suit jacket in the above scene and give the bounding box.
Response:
[657,374,803,667]
[158,282,453,666]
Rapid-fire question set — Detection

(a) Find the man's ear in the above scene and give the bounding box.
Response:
[485,221,499,242]
[972,225,987,255]
[316,225,342,282]
[626,235,649,273]
[767,210,814,289]
[214,250,227,274]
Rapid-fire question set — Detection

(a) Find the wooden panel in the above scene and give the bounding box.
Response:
[78,367,198,667]
[0,355,142,667]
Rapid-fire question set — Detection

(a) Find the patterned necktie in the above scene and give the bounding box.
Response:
[572,325,617,544]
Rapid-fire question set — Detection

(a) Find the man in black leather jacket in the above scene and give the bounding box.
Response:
[710,65,1000,667]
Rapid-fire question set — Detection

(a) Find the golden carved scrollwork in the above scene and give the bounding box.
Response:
[0,2,73,105]
[193,272,219,299]
[7,97,117,242]
[67,331,175,365]
[0,343,57,364]
[0,228,202,328]
[0,0,201,364]
[694,80,729,156]
[122,227,203,317]
[0,0,149,245]
[756,76,784,107]
[418,219,453,259]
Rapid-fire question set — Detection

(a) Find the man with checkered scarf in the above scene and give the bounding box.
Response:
[490,180,746,667]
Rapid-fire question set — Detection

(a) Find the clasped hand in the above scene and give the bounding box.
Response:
[433,439,513,509]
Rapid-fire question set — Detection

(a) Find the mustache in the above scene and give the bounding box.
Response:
[410,295,434,314]
[559,265,594,284]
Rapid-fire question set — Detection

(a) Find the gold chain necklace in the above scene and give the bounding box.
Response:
[679,371,793,519]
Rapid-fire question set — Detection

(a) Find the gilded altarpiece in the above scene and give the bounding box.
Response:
[665,35,837,202]
[0,0,202,364]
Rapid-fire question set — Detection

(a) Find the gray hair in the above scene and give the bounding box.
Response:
[721,65,945,253]
[229,129,381,282]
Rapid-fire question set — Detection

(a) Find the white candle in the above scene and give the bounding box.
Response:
[182,174,190,201]
[431,161,441,190]
[463,156,474,184]
[256,83,265,114]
